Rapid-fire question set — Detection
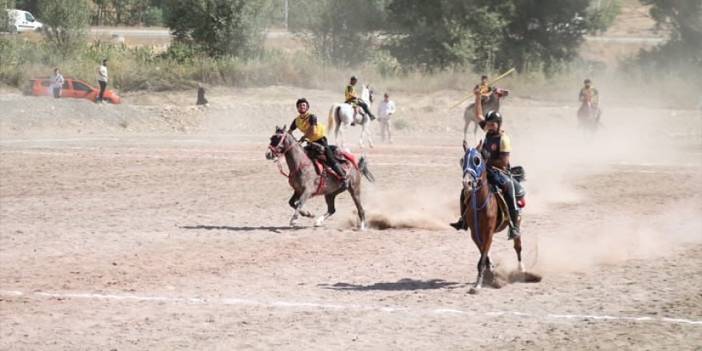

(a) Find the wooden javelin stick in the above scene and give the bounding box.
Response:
[450,68,516,109]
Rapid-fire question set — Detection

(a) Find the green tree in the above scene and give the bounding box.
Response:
[39,0,91,56]
[1,0,15,33]
[385,0,507,71]
[164,0,272,58]
[289,0,386,66]
[636,0,702,80]
[385,0,617,74]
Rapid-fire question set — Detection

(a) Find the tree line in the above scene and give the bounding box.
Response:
[4,0,700,79]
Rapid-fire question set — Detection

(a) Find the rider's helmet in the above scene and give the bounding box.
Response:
[485,110,502,127]
[350,76,357,82]
[296,97,309,107]
[584,78,592,85]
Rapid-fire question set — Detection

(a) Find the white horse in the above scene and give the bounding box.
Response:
[327,85,374,150]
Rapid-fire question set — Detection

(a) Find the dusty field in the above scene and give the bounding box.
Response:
[0,86,701,350]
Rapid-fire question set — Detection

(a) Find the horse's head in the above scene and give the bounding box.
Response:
[494,87,509,99]
[460,145,486,193]
[266,125,292,160]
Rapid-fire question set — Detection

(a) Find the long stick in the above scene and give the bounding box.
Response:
[450,68,516,109]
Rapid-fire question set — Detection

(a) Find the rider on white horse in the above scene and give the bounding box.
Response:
[345,76,376,123]
[288,98,348,182]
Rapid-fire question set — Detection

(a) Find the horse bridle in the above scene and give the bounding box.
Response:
[268,131,295,158]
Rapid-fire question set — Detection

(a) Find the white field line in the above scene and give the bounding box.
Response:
[1,289,700,326]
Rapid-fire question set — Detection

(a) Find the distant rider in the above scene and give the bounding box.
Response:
[345,76,376,121]
[579,78,599,109]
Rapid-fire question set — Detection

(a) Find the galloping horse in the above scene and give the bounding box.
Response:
[463,88,508,146]
[577,98,602,133]
[328,84,375,150]
[460,145,531,294]
[265,126,375,229]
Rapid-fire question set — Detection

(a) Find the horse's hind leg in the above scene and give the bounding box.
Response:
[347,179,367,230]
[315,190,342,227]
[514,236,524,272]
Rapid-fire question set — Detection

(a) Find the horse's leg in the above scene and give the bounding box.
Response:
[470,252,489,293]
[463,119,470,146]
[315,189,342,227]
[290,191,313,218]
[360,121,374,149]
[347,175,367,230]
[290,189,313,226]
[514,236,524,273]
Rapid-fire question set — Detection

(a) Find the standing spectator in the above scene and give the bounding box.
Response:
[51,68,64,99]
[377,92,396,143]
[196,83,208,106]
[96,59,108,103]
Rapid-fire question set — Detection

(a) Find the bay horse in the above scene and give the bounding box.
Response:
[463,88,508,146]
[265,126,375,230]
[577,99,602,133]
[327,84,375,150]
[460,146,535,294]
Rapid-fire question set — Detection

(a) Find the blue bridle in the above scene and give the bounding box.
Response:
[461,147,490,246]
[462,148,486,185]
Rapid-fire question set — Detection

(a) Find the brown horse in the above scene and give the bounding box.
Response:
[463,88,508,146]
[265,126,375,229]
[577,100,602,133]
[460,146,533,294]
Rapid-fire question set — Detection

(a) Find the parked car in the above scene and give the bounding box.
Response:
[30,78,122,104]
[5,9,43,33]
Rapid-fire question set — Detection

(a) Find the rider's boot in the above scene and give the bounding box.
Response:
[503,181,521,240]
[449,191,467,230]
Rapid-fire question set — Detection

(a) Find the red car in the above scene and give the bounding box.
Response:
[30,78,121,104]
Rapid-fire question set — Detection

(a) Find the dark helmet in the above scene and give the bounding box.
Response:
[485,110,502,125]
[584,78,592,84]
[350,76,357,81]
[296,97,309,107]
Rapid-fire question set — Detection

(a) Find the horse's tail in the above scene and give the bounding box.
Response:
[328,104,337,131]
[358,156,376,183]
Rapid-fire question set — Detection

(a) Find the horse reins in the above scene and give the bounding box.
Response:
[269,132,313,180]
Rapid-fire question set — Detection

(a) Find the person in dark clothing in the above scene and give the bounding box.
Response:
[196,83,208,106]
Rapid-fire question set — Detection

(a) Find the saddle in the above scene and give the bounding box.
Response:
[490,166,527,231]
[303,143,358,178]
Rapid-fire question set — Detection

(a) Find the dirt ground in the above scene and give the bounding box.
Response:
[0,86,701,350]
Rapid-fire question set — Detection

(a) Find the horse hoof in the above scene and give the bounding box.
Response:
[359,221,368,231]
[468,287,479,295]
[314,217,325,227]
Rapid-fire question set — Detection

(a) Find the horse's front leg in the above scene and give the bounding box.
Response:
[469,253,488,294]
[290,190,313,226]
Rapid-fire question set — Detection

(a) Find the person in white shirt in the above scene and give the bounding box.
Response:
[97,59,108,103]
[52,68,64,99]
[377,92,396,143]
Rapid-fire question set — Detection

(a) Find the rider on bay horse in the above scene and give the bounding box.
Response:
[451,90,522,240]
[579,78,599,109]
[345,76,376,122]
[288,98,348,182]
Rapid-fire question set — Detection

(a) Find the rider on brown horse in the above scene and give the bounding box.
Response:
[451,95,522,240]
[579,78,599,108]
[288,98,348,183]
